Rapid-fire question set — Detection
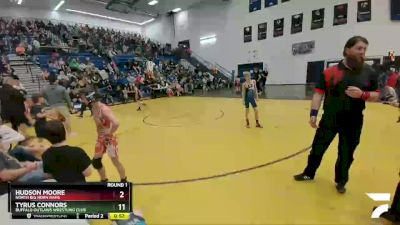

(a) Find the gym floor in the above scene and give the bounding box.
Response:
[31,94,400,225]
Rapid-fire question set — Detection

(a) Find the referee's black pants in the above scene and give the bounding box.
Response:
[303,112,363,185]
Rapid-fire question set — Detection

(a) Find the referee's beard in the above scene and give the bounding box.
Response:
[345,54,365,71]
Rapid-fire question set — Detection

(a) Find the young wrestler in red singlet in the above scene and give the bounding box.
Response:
[87,92,127,182]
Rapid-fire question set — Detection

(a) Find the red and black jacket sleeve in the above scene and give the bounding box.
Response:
[314,71,326,94]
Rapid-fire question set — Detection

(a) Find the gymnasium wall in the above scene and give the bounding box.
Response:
[0,7,142,33]
[143,15,174,45]
[172,0,400,84]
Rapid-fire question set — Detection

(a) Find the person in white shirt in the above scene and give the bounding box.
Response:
[145,60,155,80]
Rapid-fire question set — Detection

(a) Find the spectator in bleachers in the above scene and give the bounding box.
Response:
[0,40,5,55]
[51,49,60,61]
[57,70,69,84]
[77,94,93,118]
[69,58,80,72]
[48,60,60,74]
[0,17,229,108]
[0,55,7,74]
[382,68,399,104]
[184,78,194,94]
[32,38,40,54]
[15,43,25,56]
[132,61,142,75]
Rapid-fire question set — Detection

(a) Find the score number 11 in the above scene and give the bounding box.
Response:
[118,204,126,211]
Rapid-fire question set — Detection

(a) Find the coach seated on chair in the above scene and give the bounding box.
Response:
[41,120,92,182]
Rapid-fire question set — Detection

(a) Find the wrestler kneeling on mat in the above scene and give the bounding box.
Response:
[87,92,127,182]
[242,71,263,128]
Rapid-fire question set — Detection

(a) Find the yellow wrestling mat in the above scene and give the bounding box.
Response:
[62,97,399,225]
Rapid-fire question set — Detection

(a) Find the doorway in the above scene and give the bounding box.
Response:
[178,40,190,49]
[306,60,325,84]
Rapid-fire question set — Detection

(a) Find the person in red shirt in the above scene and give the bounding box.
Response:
[386,71,399,89]
[15,44,25,56]
[383,69,399,101]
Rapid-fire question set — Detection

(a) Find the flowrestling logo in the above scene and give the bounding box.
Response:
[366,193,391,218]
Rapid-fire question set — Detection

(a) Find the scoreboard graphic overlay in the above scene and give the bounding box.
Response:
[8,182,132,220]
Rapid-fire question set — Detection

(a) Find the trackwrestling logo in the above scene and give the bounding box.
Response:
[366,193,391,218]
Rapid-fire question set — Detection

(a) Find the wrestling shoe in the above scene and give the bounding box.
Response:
[293,173,313,181]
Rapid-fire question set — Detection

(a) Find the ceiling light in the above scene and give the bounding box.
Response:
[200,34,217,41]
[17,0,22,5]
[141,18,155,25]
[200,37,216,45]
[65,9,155,26]
[54,0,65,11]
[85,0,108,5]
[172,8,182,13]
[148,0,158,6]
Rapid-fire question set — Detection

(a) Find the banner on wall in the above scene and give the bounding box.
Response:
[265,0,277,8]
[292,41,315,56]
[258,22,267,40]
[249,0,261,13]
[273,18,284,37]
[291,13,303,34]
[244,26,252,43]
[311,8,324,30]
[357,0,371,22]
[333,3,348,25]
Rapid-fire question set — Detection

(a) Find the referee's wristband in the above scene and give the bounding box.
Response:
[361,91,370,101]
[310,109,318,117]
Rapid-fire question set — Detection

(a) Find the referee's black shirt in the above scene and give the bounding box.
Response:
[314,61,379,117]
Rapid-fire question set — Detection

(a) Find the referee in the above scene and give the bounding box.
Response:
[294,36,381,194]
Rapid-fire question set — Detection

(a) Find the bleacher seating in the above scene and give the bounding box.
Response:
[1,17,229,105]
[37,53,105,70]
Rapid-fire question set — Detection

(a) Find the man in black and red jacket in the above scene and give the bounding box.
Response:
[293,36,381,194]
[0,76,28,133]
